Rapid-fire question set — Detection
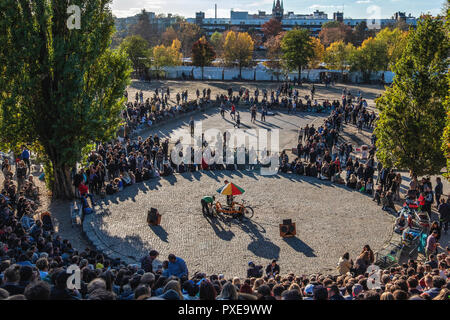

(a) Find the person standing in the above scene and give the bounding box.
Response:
[189,117,195,136]
[21,146,31,175]
[1,158,11,178]
[261,105,267,122]
[234,112,241,128]
[16,161,27,191]
[435,177,443,208]
[298,127,303,142]
[376,161,383,185]
[250,105,257,123]
[424,187,434,217]
[438,198,450,235]
[425,230,440,259]
[230,104,236,120]
[220,102,225,117]
[311,84,316,100]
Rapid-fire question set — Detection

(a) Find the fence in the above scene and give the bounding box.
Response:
[153,66,394,84]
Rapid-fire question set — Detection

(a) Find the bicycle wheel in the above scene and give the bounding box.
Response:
[243,206,254,219]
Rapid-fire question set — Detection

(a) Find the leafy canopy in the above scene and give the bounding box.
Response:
[281,29,314,75]
[375,16,449,177]
[0,0,132,198]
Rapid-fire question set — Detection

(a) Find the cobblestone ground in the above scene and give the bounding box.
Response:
[85,171,394,278]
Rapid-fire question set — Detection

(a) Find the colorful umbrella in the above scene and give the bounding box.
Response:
[217,182,245,196]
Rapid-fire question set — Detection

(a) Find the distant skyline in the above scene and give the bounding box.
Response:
[111,0,445,19]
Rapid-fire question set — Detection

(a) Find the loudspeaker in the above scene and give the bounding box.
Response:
[280,220,296,238]
[147,208,161,226]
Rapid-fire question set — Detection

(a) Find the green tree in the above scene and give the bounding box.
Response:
[350,37,388,82]
[375,16,449,177]
[210,31,224,57]
[281,29,314,85]
[192,37,216,80]
[374,28,409,71]
[0,0,132,199]
[443,71,450,179]
[119,35,151,76]
[324,41,355,74]
[442,4,450,179]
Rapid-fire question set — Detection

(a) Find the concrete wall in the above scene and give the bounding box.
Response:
[158,66,395,83]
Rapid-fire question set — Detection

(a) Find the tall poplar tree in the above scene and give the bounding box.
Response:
[0,0,132,199]
[375,16,449,177]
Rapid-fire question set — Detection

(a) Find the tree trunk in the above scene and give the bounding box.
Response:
[201,66,204,81]
[298,66,302,86]
[52,164,75,200]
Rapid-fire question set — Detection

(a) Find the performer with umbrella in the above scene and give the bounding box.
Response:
[217,180,245,208]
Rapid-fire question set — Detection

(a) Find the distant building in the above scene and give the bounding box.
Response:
[272,0,284,21]
[196,11,205,25]
[187,4,417,37]
[115,11,179,34]
[333,12,344,22]
[230,11,249,20]
[394,11,407,21]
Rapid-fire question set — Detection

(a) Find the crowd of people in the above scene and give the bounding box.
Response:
[0,84,448,300]
[122,83,377,138]
[122,88,211,134]
[0,239,448,300]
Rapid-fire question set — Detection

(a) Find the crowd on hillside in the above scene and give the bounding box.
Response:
[0,237,448,300]
[0,84,448,300]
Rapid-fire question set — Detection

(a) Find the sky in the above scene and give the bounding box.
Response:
[110,0,446,19]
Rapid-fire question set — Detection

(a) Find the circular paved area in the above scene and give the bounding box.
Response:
[82,82,394,277]
[85,171,394,278]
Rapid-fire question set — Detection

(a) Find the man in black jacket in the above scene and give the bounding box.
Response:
[265,260,280,277]
[247,262,263,278]
[438,198,450,235]
[140,250,159,273]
